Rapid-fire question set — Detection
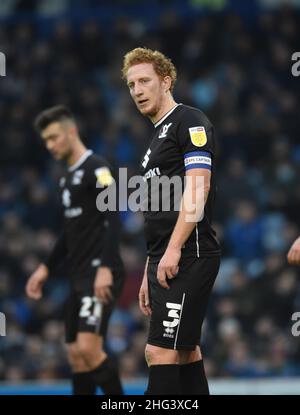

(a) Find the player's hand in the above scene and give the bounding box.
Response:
[25,264,49,300]
[94,266,114,304]
[139,273,151,316]
[157,246,181,289]
[287,236,300,265]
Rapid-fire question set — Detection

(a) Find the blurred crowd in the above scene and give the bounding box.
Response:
[1,1,300,382]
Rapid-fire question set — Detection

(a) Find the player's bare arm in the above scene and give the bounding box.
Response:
[157,168,211,289]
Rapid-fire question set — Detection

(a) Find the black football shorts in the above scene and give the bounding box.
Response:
[64,269,124,344]
[147,255,220,350]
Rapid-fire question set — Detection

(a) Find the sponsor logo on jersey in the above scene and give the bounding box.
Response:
[143,167,161,181]
[72,169,84,185]
[163,302,182,339]
[189,126,207,147]
[95,167,114,187]
[59,177,66,187]
[62,188,71,207]
[64,207,83,218]
[142,148,151,168]
[158,122,172,139]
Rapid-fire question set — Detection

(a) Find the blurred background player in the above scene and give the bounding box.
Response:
[122,48,221,394]
[26,105,125,395]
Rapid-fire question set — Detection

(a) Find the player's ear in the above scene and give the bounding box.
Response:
[162,76,172,93]
[68,124,78,138]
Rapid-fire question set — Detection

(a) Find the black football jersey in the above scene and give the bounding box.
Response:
[45,150,123,285]
[140,104,221,260]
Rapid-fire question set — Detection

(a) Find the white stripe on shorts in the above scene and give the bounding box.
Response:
[195,224,200,257]
[174,292,186,350]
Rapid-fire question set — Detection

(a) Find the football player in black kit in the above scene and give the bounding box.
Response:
[26,106,125,395]
[122,48,221,395]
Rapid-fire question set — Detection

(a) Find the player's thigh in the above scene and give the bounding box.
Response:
[66,341,80,362]
[65,341,90,371]
[76,332,105,357]
[145,343,179,365]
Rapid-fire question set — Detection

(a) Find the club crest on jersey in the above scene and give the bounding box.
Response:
[189,126,207,147]
[158,123,172,139]
[95,167,114,187]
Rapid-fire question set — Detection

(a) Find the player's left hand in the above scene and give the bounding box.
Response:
[157,246,181,289]
[94,266,114,304]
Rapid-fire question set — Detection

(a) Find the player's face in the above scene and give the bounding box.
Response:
[41,122,73,160]
[126,62,168,120]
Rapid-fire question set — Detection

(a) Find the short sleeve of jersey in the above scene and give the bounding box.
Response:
[86,156,115,191]
[177,109,214,172]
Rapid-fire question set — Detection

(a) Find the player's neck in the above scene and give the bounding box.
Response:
[150,95,177,125]
[67,142,88,167]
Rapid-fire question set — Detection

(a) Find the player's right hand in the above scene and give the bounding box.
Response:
[139,273,151,317]
[287,236,300,265]
[94,266,114,304]
[25,264,49,300]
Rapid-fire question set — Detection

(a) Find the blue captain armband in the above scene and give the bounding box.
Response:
[184,151,212,171]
